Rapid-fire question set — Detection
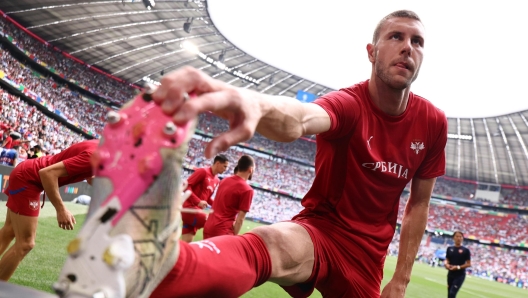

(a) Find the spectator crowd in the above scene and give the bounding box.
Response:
[0,17,138,105]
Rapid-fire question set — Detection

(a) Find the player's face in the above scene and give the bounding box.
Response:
[368,18,425,90]
[215,161,229,174]
[454,233,463,245]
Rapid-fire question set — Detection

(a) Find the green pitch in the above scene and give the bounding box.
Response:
[0,204,525,297]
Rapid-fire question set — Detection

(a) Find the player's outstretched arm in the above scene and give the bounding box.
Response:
[152,66,331,158]
[38,161,76,230]
[381,177,436,298]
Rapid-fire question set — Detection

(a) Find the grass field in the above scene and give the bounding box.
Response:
[0,203,526,297]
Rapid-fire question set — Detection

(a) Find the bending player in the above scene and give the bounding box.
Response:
[181,154,229,242]
[0,139,98,281]
[445,231,471,298]
[203,155,254,239]
[148,9,447,298]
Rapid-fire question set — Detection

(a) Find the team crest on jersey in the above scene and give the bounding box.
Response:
[410,141,425,154]
[29,200,39,210]
[458,249,463,254]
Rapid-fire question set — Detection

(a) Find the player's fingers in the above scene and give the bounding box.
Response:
[172,88,246,125]
[72,215,77,225]
[205,124,255,158]
[152,67,224,113]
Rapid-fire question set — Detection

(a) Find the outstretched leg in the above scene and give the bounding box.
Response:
[0,210,16,256]
[0,209,38,281]
[151,222,314,298]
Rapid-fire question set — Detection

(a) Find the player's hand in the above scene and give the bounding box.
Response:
[381,279,406,298]
[57,208,76,230]
[152,66,264,158]
[197,200,208,209]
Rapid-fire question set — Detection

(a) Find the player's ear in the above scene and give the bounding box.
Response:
[367,43,376,63]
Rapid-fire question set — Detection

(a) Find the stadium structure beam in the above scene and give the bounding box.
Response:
[211,57,257,79]
[303,83,317,92]
[482,118,500,184]
[510,115,528,163]
[53,18,191,43]
[6,0,205,14]
[457,118,461,179]
[277,79,304,96]
[260,74,293,93]
[470,119,479,182]
[134,48,238,83]
[26,8,201,29]
[93,34,218,64]
[112,48,185,75]
[220,59,260,80]
[496,118,519,186]
[69,26,209,54]
[224,65,269,84]
[243,70,281,89]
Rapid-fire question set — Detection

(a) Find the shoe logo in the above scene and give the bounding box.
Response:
[190,240,220,254]
[410,142,425,154]
[367,136,374,150]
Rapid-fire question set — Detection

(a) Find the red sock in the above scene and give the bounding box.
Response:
[151,233,272,298]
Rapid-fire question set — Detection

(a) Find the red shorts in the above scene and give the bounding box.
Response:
[202,228,234,240]
[181,211,207,235]
[4,163,43,217]
[281,216,384,298]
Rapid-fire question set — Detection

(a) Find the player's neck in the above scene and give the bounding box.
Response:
[210,166,218,176]
[454,243,462,247]
[235,172,250,181]
[368,76,411,116]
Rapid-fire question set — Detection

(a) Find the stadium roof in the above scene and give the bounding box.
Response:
[0,0,527,187]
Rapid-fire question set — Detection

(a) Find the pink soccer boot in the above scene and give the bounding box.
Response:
[54,86,194,298]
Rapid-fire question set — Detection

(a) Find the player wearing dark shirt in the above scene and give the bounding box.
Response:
[445,231,471,298]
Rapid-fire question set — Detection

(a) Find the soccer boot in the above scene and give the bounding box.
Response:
[54,86,195,298]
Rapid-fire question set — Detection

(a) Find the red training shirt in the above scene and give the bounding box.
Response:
[295,80,447,265]
[21,140,98,190]
[204,175,254,235]
[183,167,220,208]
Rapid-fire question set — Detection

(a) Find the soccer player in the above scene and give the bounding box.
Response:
[0,139,98,281]
[445,231,471,298]
[203,155,255,239]
[181,154,229,243]
[151,9,447,298]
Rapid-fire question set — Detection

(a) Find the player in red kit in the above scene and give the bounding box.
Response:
[181,154,229,243]
[203,155,254,239]
[149,9,446,298]
[0,140,98,281]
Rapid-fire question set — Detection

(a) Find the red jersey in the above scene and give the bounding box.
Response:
[183,167,220,208]
[296,80,447,264]
[20,140,98,190]
[204,175,254,235]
